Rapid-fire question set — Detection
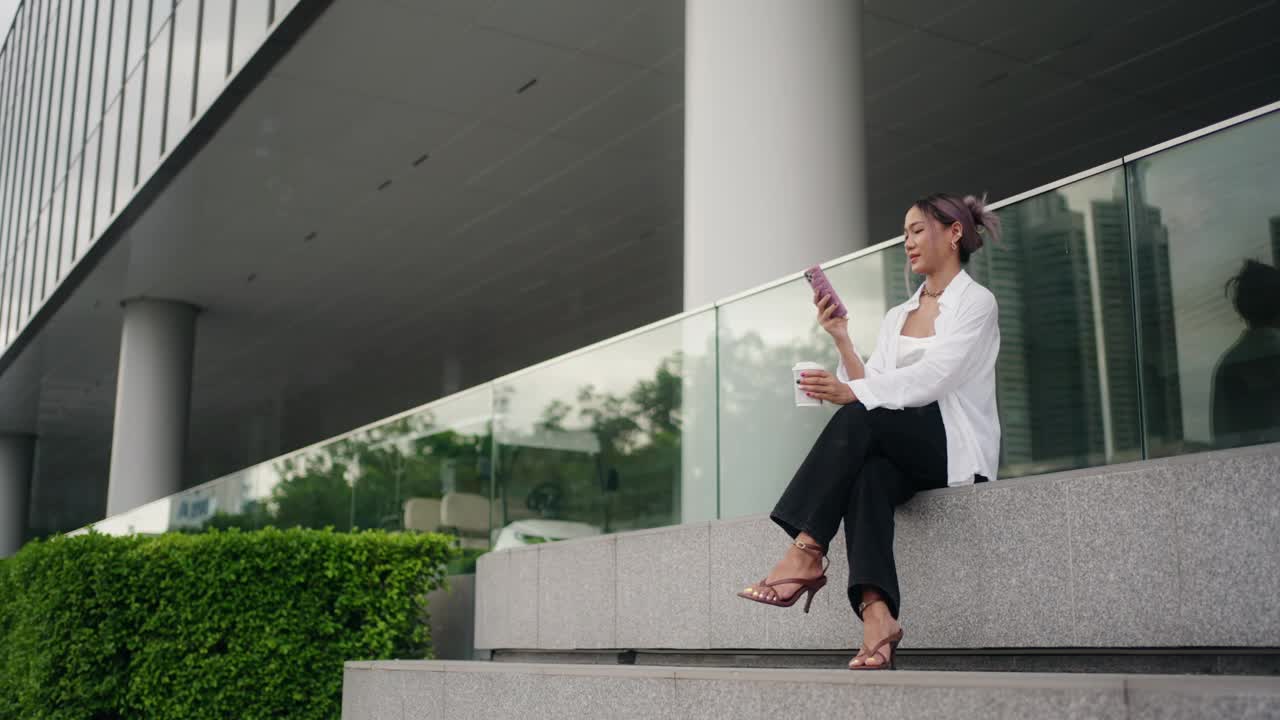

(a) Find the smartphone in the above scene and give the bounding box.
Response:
[804,265,848,318]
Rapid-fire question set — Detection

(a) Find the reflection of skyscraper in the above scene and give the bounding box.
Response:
[1270,216,1280,265]
[1126,168,1183,451]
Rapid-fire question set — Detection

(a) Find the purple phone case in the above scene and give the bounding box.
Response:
[804,265,848,318]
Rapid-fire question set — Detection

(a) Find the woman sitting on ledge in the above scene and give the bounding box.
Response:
[738,193,1003,670]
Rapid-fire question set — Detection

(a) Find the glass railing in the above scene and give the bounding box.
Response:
[80,102,1280,561]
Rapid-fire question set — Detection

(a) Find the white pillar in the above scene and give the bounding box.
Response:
[684,0,869,308]
[0,434,35,557]
[107,299,199,516]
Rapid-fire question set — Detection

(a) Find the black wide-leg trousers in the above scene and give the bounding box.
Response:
[770,402,952,621]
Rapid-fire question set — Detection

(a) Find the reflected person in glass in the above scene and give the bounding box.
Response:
[1212,259,1280,448]
[738,194,1003,670]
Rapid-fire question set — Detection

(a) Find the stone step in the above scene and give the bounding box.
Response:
[342,660,1280,720]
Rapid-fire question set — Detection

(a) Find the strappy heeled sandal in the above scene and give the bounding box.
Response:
[736,540,829,614]
[848,598,903,670]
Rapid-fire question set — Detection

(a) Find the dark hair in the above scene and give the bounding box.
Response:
[1225,260,1280,328]
[913,193,1002,264]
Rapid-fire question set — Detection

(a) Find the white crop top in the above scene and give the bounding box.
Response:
[897,334,934,368]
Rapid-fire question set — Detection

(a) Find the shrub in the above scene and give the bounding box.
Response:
[0,528,457,720]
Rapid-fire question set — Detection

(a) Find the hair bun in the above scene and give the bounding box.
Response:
[962,194,1002,249]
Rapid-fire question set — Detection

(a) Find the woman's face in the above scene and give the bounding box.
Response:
[903,204,961,275]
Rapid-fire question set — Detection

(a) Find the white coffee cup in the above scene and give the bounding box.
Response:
[793,361,825,407]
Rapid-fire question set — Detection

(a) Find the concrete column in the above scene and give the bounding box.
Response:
[684,0,869,308]
[106,299,199,516]
[0,434,35,557]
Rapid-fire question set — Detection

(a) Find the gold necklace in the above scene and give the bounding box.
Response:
[921,284,944,298]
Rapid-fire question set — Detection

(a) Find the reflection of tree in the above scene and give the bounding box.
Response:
[202,411,492,533]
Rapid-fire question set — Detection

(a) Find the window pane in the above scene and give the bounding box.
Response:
[63,150,86,267]
[231,0,268,72]
[22,0,50,241]
[0,42,19,313]
[30,204,49,312]
[273,0,298,24]
[47,177,66,292]
[88,0,114,125]
[168,0,198,140]
[196,0,231,115]
[95,94,121,231]
[69,0,95,156]
[107,0,130,97]
[138,18,169,179]
[127,0,149,71]
[1132,111,1280,455]
[151,0,173,41]
[42,0,71,209]
[116,62,143,199]
[54,0,85,185]
[77,126,100,251]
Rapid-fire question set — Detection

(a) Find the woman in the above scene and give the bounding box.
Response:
[737,193,1003,670]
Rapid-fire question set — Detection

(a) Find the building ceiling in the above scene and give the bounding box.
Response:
[1,0,1277,533]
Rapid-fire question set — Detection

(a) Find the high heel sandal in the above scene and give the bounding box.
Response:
[737,540,829,613]
[849,598,903,670]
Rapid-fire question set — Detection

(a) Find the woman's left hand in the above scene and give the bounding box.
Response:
[798,370,856,405]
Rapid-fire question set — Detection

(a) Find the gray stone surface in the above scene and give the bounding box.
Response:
[674,678,762,717]
[473,551,507,650]
[440,672,492,720]
[616,523,712,649]
[341,667,369,720]
[471,445,1280,653]
[341,666,409,720]
[507,547,540,649]
[896,488,982,648]
[399,668,444,720]
[1068,468,1185,647]
[975,479,1076,647]
[537,536,616,649]
[1172,453,1280,647]
[540,674,676,720]
[708,517,771,648]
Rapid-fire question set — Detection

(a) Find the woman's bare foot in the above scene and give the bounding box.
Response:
[750,534,825,602]
[849,594,901,668]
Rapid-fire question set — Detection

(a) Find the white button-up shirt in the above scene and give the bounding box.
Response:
[836,269,1001,487]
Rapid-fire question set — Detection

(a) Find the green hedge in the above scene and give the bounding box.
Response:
[0,528,458,720]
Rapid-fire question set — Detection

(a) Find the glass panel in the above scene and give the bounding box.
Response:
[115,60,143,197]
[168,0,198,140]
[151,0,173,42]
[43,0,71,206]
[87,0,114,125]
[70,0,96,155]
[30,204,49,310]
[493,310,718,546]
[47,176,66,292]
[54,0,85,185]
[21,0,49,242]
[196,0,231,114]
[127,0,149,71]
[273,0,299,24]
[61,151,84,273]
[80,123,101,242]
[231,0,268,72]
[138,18,170,178]
[716,253,888,519]
[1132,110,1280,454]
[969,168,1143,476]
[0,42,18,315]
[108,0,130,96]
[95,93,121,230]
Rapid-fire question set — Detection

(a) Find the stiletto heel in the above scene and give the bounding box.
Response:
[737,540,830,611]
[849,598,904,671]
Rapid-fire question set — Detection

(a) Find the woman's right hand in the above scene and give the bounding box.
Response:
[815,291,849,341]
